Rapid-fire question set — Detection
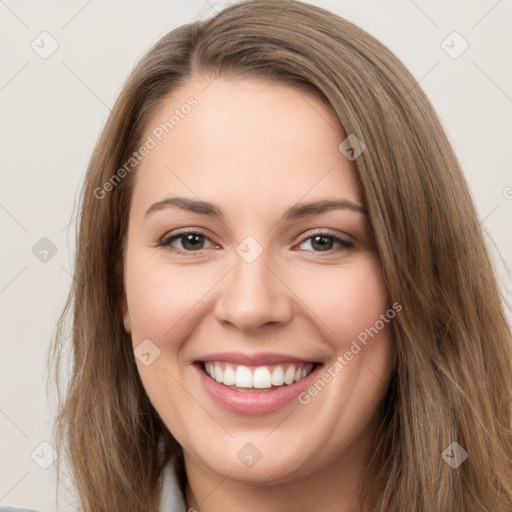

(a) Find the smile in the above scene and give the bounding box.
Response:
[203,362,315,390]
[193,354,323,415]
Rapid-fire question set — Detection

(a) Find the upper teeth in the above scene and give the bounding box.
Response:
[204,362,314,389]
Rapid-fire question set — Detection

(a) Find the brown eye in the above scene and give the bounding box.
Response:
[160,231,215,254]
[298,232,354,253]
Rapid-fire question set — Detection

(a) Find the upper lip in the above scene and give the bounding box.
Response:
[196,352,322,366]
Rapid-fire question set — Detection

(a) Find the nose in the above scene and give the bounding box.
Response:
[213,250,293,332]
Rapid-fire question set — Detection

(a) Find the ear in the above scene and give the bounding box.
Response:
[115,258,131,333]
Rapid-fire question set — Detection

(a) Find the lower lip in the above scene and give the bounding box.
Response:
[194,363,322,416]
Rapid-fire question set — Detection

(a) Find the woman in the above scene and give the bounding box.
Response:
[41,0,512,511]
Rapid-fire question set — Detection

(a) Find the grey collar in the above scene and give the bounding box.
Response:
[159,458,187,512]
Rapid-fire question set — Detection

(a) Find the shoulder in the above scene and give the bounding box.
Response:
[0,507,41,512]
[0,458,183,512]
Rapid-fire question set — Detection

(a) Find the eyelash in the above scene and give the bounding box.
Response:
[158,228,354,256]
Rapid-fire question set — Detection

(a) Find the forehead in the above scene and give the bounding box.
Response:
[131,76,362,216]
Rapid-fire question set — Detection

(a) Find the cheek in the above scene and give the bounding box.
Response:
[124,258,202,425]
[124,258,211,341]
[291,255,389,344]
[340,267,389,338]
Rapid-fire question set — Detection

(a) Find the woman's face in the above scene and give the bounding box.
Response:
[122,76,395,487]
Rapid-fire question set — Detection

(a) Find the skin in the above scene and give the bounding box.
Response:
[122,76,395,512]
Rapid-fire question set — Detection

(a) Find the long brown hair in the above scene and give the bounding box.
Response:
[49,1,512,510]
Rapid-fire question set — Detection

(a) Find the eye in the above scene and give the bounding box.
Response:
[159,230,216,254]
[296,231,354,253]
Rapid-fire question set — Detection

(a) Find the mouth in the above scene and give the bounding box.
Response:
[192,355,324,416]
[197,361,320,392]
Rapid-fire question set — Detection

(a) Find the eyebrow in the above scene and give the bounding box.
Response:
[144,196,368,221]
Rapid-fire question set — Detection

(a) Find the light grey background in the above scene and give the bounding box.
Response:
[1,1,511,510]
